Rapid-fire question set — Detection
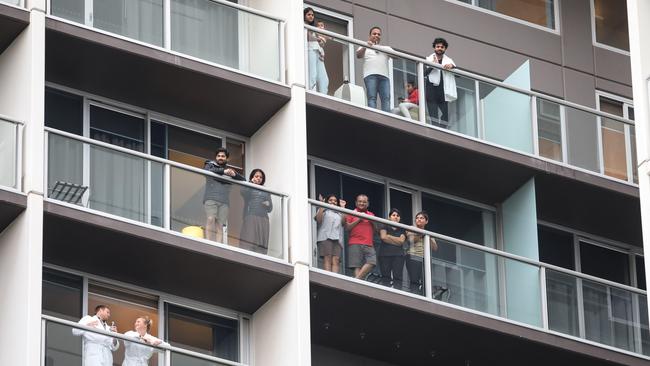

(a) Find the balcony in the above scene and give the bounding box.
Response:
[42,315,244,366]
[45,0,290,137]
[304,25,638,188]
[43,128,292,313]
[0,1,28,54]
[308,199,649,363]
[0,116,25,231]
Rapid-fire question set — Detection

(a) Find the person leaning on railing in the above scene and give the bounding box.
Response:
[73,305,119,366]
[304,7,330,94]
[344,194,378,279]
[378,208,407,289]
[424,37,457,127]
[123,316,168,366]
[356,26,395,112]
[314,193,347,273]
[405,211,438,294]
[203,147,245,244]
[239,169,273,255]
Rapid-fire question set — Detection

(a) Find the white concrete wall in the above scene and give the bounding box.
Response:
[628,0,650,324]
[0,7,45,366]
[252,264,311,366]
[0,196,44,366]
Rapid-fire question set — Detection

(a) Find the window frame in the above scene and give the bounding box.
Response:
[590,0,631,55]
[447,0,561,34]
[304,4,356,84]
[42,263,251,362]
[595,90,635,184]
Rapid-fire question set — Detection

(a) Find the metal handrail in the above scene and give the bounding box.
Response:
[45,127,289,197]
[0,114,25,125]
[308,199,647,295]
[304,24,635,126]
[205,0,285,23]
[41,314,245,366]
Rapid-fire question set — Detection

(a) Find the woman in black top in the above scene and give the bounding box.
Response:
[378,208,407,289]
[240,169,272,254]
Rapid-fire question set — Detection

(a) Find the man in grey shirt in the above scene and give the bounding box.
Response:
[203,147,245,243]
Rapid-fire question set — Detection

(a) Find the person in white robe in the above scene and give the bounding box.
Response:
[73,305,119,366]
[425,37,457,127]
[123,316,168,366]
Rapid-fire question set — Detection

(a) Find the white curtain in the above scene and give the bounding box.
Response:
[171,0,238,68]
[89,146,147,223]
[94,0,164,46]
[47,134,83,199]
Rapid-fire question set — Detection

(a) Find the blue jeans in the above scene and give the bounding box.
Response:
[308,49,329,94]
[364,74,391,112]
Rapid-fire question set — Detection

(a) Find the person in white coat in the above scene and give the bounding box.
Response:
[425,37,457,127]
[123,316,168,366]
[73,305,119,366]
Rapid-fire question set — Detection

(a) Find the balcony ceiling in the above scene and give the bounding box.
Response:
[0,3,29,54]
[306,93,641,246]
[45,18,291,137]
[0,189,26,233]
[310,272,646,366]
[43,201,293,314]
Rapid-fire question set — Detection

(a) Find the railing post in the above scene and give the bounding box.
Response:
[42,130,48,197]
[163,164,171,230]
[279,21,286,84]
[540,266,549,330]
[163,0,171,49]
[531,95,539,156]
[164,349,172,366]
[16,123,23,191]
[424,234,433,299]
[282,196,289,261]
[417,62,426,124]
[40,318,46,366]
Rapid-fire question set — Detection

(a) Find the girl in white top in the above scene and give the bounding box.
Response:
[314,194,347,273]
[123,316,168,366]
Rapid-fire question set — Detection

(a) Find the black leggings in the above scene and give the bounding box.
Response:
[405,255,424,292]
[379,255,405,285]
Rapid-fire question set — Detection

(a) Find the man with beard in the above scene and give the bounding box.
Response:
[425,37,457,127]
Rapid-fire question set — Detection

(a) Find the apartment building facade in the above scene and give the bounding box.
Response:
[0,0,648,365]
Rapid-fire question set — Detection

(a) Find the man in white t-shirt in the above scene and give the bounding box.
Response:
[356,27,395,112]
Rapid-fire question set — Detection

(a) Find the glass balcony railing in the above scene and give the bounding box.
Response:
[45,128,289,260]
[1,0,21,6]
[308,199,650,356]
[305,25,638,184]
[42,315,240,366]
[0,116,22,191]
[49,0,285,82]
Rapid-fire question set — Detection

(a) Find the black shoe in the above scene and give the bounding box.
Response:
[433,286,449,301]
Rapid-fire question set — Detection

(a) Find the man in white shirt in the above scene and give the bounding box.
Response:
[73,305,120,366]
[425,37,457,127]
[356,27,395,112]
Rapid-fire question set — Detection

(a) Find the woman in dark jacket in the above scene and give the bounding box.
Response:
[239,169,272,254]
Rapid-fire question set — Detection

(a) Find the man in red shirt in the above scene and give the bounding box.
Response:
[345,194,377,279]
[391,80,419,119]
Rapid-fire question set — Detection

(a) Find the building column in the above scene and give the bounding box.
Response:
[628,0,650,322]
[247,0,311,364]
[0,3,45,365]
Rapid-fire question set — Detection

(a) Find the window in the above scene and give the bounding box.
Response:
[537,99,562,162]
[593,0,629,51]
[597,94,635,183]
[457,0,556,30]
[42,267,248,363]
[305,5,353,94]
[166,304,240,362]
[42,268,83,321]
[538,225,574,270]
